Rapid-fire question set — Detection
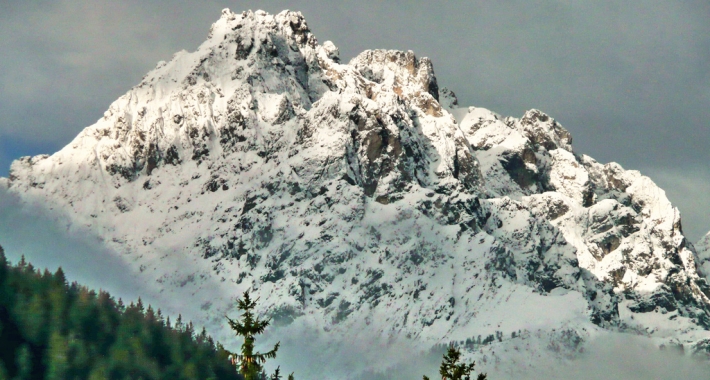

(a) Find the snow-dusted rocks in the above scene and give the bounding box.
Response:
[696,233,710,277]
[5,8,710,377]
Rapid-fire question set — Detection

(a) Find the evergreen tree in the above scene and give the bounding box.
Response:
[54,267,67,287]
[175,313,184,331]
[87,360,109,380]
[0,246,7,285]
[226,291,283,380]
[423,345,487,380]
[117,298,125,312]
[17,293,47,346]
[45,331,69,380]
[15,344,32,380]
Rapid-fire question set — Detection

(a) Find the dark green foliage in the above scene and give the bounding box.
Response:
[14,345,32,380]
[270,366,281,379]
[0,246,240,380]
[269,367,295,380]
[226,291,291,380]
[0,360,8,380]
[423,345,487,380]
[482,334,495,345]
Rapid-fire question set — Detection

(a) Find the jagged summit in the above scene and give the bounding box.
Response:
[5,8,710,378]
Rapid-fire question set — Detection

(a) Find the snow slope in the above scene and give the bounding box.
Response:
[4,8,710,378]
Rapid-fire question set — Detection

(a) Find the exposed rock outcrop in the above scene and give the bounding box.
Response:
[5,8,710,378]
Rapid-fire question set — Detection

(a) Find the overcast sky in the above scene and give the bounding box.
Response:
[1,0,708,239]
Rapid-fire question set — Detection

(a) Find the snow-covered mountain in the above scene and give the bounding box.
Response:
[4,8,710,378]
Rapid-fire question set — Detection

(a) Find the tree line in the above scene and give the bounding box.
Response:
[0,246,239,379]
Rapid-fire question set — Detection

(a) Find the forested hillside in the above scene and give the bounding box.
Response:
[0,245,241,380]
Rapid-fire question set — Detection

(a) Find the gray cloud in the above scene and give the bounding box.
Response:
[0,187,147,304]
[0,3,708,227]
[510,333,710,380]
[256,324,710,380]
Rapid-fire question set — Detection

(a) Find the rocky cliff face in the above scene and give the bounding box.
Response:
[695,234,710,282]
[5,8,710,377]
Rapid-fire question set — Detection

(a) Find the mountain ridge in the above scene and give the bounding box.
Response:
[3,8,710,378]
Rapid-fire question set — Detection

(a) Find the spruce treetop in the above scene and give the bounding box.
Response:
[424,345,487,380]
[226,291,284,380]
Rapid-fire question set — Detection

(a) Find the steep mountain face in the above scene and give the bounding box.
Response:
[695,234,710,291]
[4,8,710,377]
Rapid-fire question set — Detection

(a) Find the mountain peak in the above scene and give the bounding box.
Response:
[6,9,710,378]
[351,49,440,104]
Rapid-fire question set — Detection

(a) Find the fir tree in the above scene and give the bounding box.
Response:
[54,267,67,287]
[117,298,125,312]
[15,344,32,380]
[87,361,109,380]
[423,345,487,380]
[226,291,284,380]
[0,245,7,284]
[45,330,69,380]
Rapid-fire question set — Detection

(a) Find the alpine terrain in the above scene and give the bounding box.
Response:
[3,8,710,378]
